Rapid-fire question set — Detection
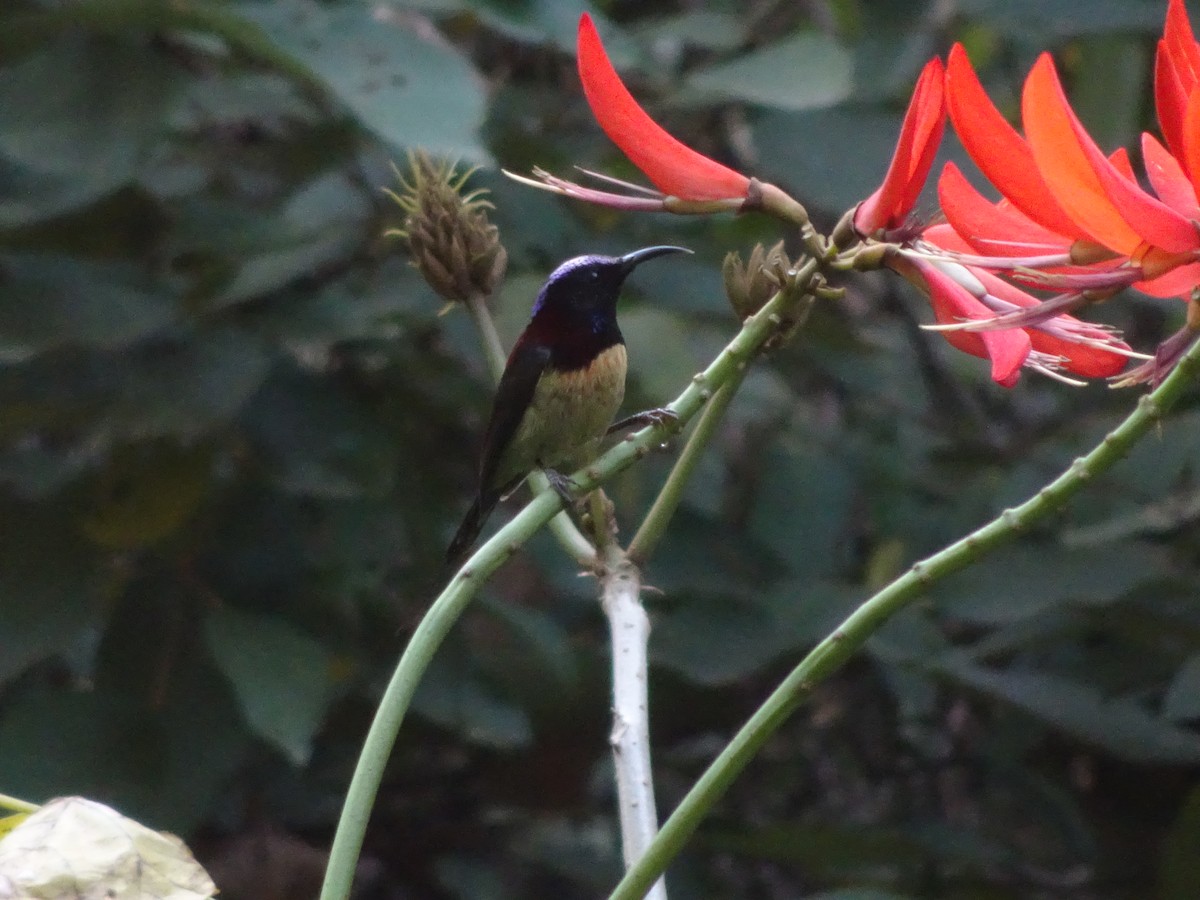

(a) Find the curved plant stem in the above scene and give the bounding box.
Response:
[607,341,1200,900]
[628,280,815,565]
[320,280,812,900]
[627,360,747,564]
[465,291,596,565]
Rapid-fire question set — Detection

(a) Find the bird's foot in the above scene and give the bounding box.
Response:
[543,468,580,507]
[606,407,679,436]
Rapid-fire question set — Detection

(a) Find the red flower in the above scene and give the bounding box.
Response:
[576,13,750,202]
[903,253,1133,386]
[913,258,1030,386]
[1022,53,1198,259]
[853,58,946,236]
[1155,0,1200,174]
[942,40,1200,297]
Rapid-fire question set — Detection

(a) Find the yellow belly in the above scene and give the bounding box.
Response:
[493,343,627,488]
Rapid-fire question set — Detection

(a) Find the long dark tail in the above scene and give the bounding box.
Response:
[446,490,501,566]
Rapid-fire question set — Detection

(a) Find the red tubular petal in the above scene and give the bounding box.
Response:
[919,260,1030,385]
[971,269,1129,378]
[576,14,749,201]
[1137,260,1200,297]
[896,59,949,215]
[1156,41,1190,160]
[1185,89,1200,195]
[1156,1,1200,166]
[945,44,1081,239]
[1142,132,1200,218]
[1092,147,1199,253]
[1029,331,1129,377]
[1108,146,1135,181]
[855,58,946,233]
[922,222,975,253]
[938,162,1073,256]
[1022,55,1148,255]
[1165,0,1200,88]
[981,330,1032,386]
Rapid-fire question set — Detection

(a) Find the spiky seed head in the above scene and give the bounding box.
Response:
[385,151,508,303]
[722,241,790,320]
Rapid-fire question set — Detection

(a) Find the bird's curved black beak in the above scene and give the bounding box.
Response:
[618,245,692,274]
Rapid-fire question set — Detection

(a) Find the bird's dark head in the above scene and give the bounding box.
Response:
[531,246,691,320]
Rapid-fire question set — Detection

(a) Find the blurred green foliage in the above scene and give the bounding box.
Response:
[2,0,1199,897]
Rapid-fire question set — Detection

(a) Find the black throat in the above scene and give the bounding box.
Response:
[527,301,623,371]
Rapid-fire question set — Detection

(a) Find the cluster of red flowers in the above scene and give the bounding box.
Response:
[525,3,1200,388]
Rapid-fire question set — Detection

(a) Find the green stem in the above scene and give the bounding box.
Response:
[465,292,507,380]
[607,342,1200,900]
[320,281,809,900]
[627,368,747,564]
[629,281,816,564]
[0,793,37,815]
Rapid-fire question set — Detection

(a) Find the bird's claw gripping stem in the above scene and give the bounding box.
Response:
[606,407,679,436]
[543,468,580,507]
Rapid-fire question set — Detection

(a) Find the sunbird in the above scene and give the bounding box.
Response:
[447,245,690,563]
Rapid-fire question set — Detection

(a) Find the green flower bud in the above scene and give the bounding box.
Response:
[722,241,790,320]
[385,152,508,303]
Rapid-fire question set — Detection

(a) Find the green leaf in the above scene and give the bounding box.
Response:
[682,32,853,111]
[241,368,397,499]
[652,582,859,686]
[937,661,1200,764]
[622,306,712,407]
[0,254,175,361]
[0,157,115,227]
[634,12,747,53]
[753,107,971,216]
[204,606,340,765]
[208,173,370,309]
[78,443,214,550]
[411,636,533,749]
[960,0,1164,37]
[747,440,855,579]
[0,500,100,686]
[652,593,789,686]
[1071,35,1148,151]
[932,541,1171,625]
[1164,654,1200,722]
[1159,784,1200,900]
[0,33,178,187]
[0,678,247,832]
[703,822,925,878]
[234,0,487,161]
[103,329,274,442]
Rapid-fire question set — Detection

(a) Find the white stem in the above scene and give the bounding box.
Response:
[600,547,667,900]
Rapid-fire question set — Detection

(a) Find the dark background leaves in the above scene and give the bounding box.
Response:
[2,0,1198,897]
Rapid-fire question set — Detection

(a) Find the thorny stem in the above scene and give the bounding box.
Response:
[319,278,812,900]
[600,543,666,900]
[606,332,1200,900]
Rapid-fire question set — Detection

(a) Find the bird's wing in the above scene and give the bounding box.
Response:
[478,335,552,494]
